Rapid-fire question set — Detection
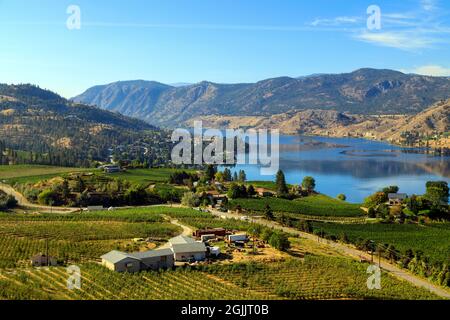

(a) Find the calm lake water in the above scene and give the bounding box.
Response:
[226,135,450,203]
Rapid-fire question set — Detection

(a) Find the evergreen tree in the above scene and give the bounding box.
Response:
[238,170,247,183]
[264,204,274,220]
[276,170,288,195]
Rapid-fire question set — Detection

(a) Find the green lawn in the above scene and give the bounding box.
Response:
[312,222,450,264]
[1,165,196,188]
[247,181,293,191]
[0,165,91,184]
[230,194,364,217]
[100,168,196,186]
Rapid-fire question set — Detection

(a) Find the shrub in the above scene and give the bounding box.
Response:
[37,189,58,206]
[268,232,290,251]
[181,192,200,208]
[0,194,18,210]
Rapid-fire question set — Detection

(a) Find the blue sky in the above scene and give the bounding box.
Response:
[0,0,449,98]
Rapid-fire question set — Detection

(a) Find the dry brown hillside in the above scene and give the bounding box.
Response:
[188,100,450,148]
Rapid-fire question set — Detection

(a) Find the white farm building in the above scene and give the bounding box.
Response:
[168,235,207,262]
[101,235,207,272]
[101,248,174,273]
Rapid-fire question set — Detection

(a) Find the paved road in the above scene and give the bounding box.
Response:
[209,208,450,299]
[0,183,79,214]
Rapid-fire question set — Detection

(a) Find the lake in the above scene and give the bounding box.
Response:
[226,135,450,203]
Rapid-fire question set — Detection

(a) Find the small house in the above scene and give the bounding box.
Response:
[388,193,407,206]
[255,188,275,197]
[103,165,121,173]
[31,254,57,267]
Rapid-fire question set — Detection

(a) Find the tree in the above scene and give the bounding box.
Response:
[227,183,240,199]
[261,228,273,242]
[264,204,274,220]
[276,170,288,195]
[367,207,376,218]
[215,171,224,182]
[247,185,256,197]
[74,177,85,193]
[302,176,316,194]
[227,183,247,199]
[181,192,201,208]
[233,172,238,182]
[364,192,388,208]
[337,194,346,201]
[37,189,58,206]
[205,165,217,181]
[61,179,70,200]
[376,203,390,219]
[0,193,17,210]
[125,185,148,205]
[405,194,421,215]
[223,168,232,182]
[238,170,247,183]
[424,181,449,206]
[382,186,399,194]
[268,232,290,251]
[296,219,312,233]
[77,190,91,207]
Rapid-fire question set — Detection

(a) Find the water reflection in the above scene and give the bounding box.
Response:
[226,136,450,203]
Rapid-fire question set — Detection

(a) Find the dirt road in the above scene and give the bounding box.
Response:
[166,217,193,236]
[0,183,79,214]
[209,208,450,299]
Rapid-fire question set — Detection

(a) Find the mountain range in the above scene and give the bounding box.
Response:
[73,68,450,127]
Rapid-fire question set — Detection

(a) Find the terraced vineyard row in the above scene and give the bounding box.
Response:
[0,264,269,300]
[0,235,135,268]
[202,257,440,300]
[0,220,180,241]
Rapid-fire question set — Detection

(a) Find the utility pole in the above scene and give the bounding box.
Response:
[370,240,374,263]
[378,249,381,268]
[45,238,49,267]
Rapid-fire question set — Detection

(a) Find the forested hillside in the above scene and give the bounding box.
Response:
[0,84,171,167]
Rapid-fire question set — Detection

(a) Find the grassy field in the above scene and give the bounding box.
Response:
[247,181,295,190]
[312,222,450,264]
[0,165,92,185]
[105,168,196,185]
[0,165,195,186]
[230,194,364,217]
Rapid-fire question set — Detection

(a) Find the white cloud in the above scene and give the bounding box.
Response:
[310,16,362,27]
[402,65,450,76]
[355,31,435,50]
[421,0,437,11]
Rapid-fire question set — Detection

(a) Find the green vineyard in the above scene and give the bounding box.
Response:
[202,257,440,300]
[0,257,440,300]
